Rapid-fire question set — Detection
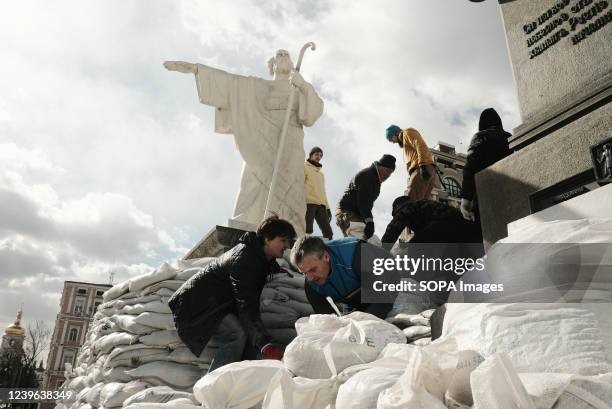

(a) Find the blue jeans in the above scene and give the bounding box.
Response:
[207,313,247,374]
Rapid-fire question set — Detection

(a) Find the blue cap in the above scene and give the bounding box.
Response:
[386,125,401,141]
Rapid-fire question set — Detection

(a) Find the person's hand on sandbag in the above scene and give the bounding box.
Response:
[364,220,375,239]
[460,198,475,222]
[419,165,431,181]
[261,342,285,360]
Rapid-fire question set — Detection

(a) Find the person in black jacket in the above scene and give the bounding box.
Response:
[336,154,396,239]
[381,196,481,245]
[168,216,296,374]
[460,108,511,236]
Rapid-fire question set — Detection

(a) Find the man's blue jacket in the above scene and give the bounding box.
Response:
[304,237,393,319]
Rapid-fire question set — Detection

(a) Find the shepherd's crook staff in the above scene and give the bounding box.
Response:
[263,42,316,220]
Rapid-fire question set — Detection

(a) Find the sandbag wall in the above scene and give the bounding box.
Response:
[55,256,313,409]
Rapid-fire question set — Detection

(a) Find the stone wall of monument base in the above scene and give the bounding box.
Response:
[477,102,612,247]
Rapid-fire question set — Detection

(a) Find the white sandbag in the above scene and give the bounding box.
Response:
[105,344,170,368]
[133,312,175,330]
[68,376,87,393]
[99,381,149,408]
[377,338,459,409]
[153,288,176,297]
[121,300,172,315]
[85,383,103,407]
[76,387,91,403]
[177,257,215,269]
[444,350,484,409]
[262,371,339,409]
[123,386,197,406]
[111,294,161,309]
[103,366,133,383]
[284,312,406,379]
[103,280,130,302]
[335,364,405,409]
[111,314,157,335]
[129,262,177,293]
[193,360,289,409]
[420,308,436,319]
[174,268,201,281]
[403,325,431,340]
[93,332,139,355]
[412,337,432,346]
[126,361,201,390]
[140,280,184,295]
[261,287,290,303]
[275,287,309,304]
[387,313,430,328]
[471,353,537,409]
[139,330,182,348]
[443,303,612,375]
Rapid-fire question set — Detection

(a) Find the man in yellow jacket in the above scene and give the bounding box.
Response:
[304,147,333,240]
[386,125,440,200]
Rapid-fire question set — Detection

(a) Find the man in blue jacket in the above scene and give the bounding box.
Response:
[290,236,394,318]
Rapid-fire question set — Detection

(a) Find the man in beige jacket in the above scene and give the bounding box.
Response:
[304,147,333,240]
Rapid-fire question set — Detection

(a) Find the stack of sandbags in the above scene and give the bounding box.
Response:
[260,271,313,345]
[56,256,317,409]
[386,308,435,346]
[56,260,213,409]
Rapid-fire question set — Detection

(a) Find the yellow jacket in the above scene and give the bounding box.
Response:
[304,160,330,208]
[401,128,434,172]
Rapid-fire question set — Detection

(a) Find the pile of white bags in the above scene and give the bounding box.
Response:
[259,267,314,345]
[55,256,317,409]
[56,261,208,409]
[386,308,435,346]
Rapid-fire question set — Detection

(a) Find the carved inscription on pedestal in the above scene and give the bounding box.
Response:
[522,0,612,59]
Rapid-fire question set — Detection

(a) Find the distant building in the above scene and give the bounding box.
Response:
[430,142,467,208]
[1,308,26,357]
[40,281,110,407]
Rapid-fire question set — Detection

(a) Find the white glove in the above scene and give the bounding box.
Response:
[460,198,475,222]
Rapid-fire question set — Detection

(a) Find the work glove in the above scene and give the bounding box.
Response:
[419,165,431,181]
[261,342,285,360]
[327,209,332,223]
[460,198,475,222]
[364,221,375,239]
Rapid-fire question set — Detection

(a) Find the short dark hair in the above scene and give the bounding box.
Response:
[291,235,327,266]
[309,146,323,158]
[256,216,297,241]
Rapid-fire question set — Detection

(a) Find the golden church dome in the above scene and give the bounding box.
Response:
[4,308,25,337]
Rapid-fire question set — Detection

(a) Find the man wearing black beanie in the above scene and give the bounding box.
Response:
[336,154,396,239]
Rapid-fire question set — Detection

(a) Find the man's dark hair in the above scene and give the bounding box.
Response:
[256,216,297,241]
[291,235,327,266]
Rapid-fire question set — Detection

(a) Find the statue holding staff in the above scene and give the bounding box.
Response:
[164,47,324,234]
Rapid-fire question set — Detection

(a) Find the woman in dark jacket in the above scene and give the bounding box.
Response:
[168,216,296,373]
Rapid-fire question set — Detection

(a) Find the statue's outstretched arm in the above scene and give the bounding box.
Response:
[163,61,197,74]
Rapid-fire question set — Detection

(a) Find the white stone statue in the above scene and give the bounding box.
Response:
[164,49,324,234]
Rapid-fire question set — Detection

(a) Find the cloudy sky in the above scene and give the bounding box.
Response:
[0,0,519,355]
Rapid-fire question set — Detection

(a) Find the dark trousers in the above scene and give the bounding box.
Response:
[305,204,333,239]
[206,313,247,374]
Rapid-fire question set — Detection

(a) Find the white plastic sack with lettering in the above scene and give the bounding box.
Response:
[283,312,406,379]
